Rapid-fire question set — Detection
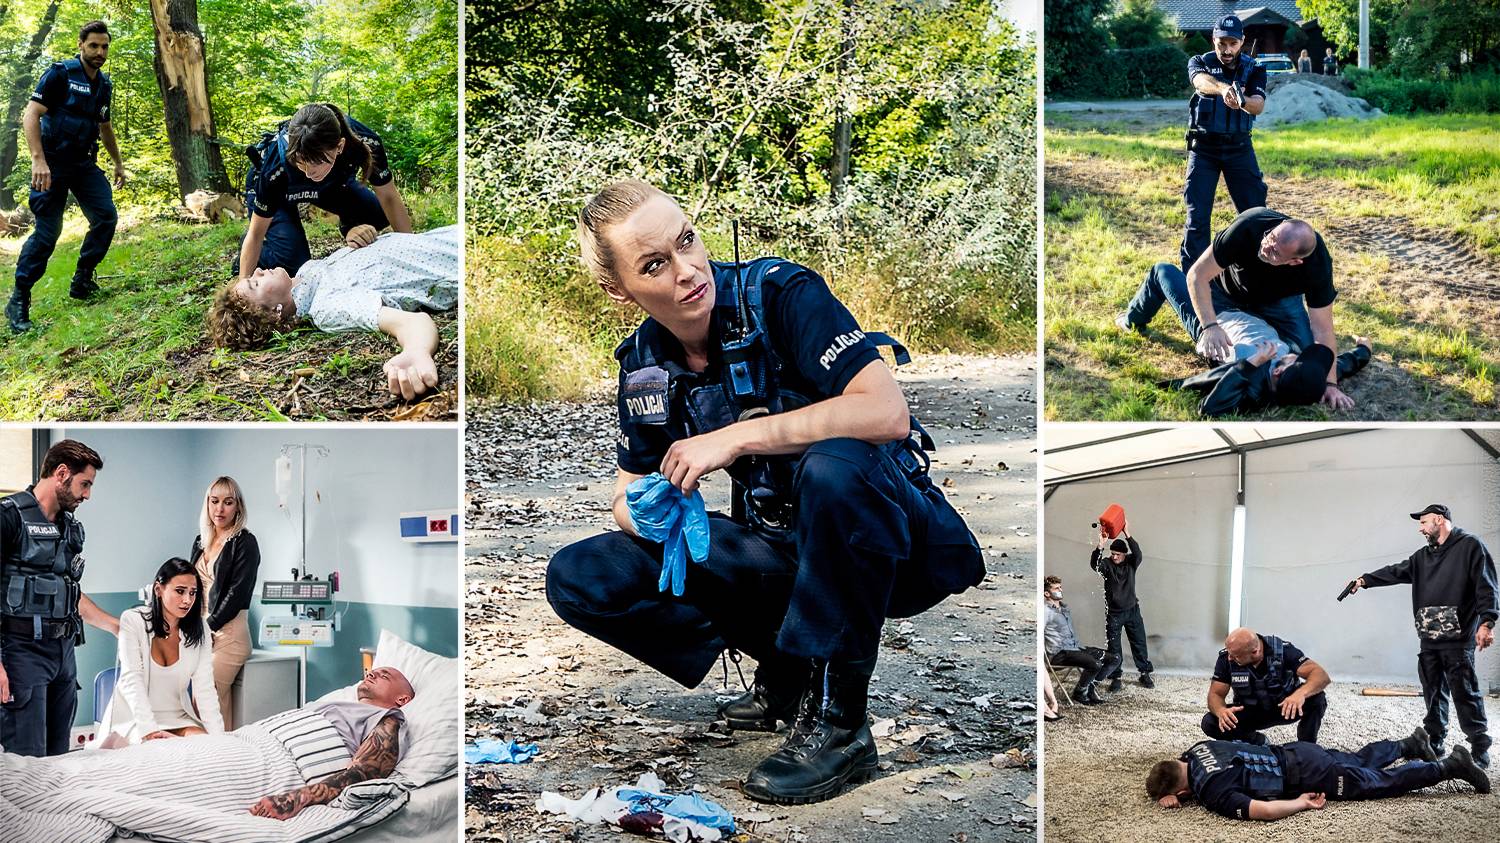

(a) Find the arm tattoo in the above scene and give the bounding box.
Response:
[262,715,402,817]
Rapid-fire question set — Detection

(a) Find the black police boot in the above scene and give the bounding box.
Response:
[1108,676,1123,693]
[1398,726,1438,762]
[719,655,809,732]
[742,657,879,805]
[69,274,100,300]
[1438,745,1491,793]
[5,289,31,334]
[1139,672,1155,689]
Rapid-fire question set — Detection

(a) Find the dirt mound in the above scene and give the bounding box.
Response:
[1266,72,1354,96]
[1259,78,1383,128]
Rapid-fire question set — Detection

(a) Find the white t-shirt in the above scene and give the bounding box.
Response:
[1196,309,1291,364]
[290,225,459,332]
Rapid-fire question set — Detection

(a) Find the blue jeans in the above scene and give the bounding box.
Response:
[546,439,983,686]
[13,157,117,294]
[235,175,389,275]
[1181,139,1267,270]
[1125,262,1315,353]
[0,635,78,757]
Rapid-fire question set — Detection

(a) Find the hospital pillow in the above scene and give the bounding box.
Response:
[312,628,458,787]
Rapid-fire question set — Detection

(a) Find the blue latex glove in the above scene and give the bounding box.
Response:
[626,473,711,597]
[464,739,539,764]
[617,786,736,835]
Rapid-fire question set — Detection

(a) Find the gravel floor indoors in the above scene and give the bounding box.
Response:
[1043,673,1500,842]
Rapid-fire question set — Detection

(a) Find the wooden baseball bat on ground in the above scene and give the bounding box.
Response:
[1361,687,1422,697]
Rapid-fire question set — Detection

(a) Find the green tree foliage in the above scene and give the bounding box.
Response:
[1044,0,1112,95]
[1108,0,1173,49]
[467,0,1036,378]
[1,0,456,207]
[1296,0,1398,63]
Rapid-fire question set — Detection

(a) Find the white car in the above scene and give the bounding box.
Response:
[1257,53,1296,76]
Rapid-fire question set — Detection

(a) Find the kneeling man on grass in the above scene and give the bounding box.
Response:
[1146,727,1489,821]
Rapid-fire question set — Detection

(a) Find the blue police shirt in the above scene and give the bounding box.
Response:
[247,116,394,219]
[615,262,881,475]
[1185,743,1290,819]
[1187,52,1266,136]
[1212,635,1308,701]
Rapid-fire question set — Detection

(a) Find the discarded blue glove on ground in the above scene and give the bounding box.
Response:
[626,473,711,597]
[465,739,539,764]
[616,785,736,836]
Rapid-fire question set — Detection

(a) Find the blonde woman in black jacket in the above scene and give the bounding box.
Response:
[189,476,260,729]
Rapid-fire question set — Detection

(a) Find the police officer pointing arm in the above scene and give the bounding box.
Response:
[0,440,116,757]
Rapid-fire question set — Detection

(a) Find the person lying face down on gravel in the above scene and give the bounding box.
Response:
[1163,332,1370,417]
[1145,727,1490,821]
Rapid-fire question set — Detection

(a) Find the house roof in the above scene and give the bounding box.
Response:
[1155,0,1306,31]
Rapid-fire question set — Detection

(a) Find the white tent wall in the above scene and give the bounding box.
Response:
[1044,454,1239,672]
[1044,428,1500,687]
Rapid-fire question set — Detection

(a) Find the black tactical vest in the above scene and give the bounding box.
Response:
[1229,635,1300,708]
[1,490,85,630]
[1186,739,1285,800]
[39,58,110,161]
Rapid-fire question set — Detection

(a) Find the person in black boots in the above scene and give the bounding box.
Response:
[544,181,985,805]
[1091,522,1154,691]
[1146,726,1489,821]
[1346,504,1499,768]
[1202,627,1331,744]
[1044,576,1119,704]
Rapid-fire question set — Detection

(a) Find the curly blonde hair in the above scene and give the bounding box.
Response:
[207,279,282,350]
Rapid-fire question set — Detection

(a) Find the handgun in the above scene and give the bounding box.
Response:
[1337,580,1357,602]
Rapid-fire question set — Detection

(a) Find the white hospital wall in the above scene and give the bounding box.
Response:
[1044,454,1239,672]
[1242,429,1500,684]
[192,427,459,610]
[1044,429,1500,688]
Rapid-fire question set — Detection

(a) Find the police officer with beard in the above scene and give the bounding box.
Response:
[0,439,118,756]
[1203,627,1331,744]
[1181,15,1268,271]
[1346,504,1499,768]
[545,181,984,805]
[7,21,127,335]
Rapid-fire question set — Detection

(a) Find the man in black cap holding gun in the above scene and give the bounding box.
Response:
[1345,504,1499,768]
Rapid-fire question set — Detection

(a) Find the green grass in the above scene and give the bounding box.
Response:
[0,191,457,420]
[1045,112,1500,420]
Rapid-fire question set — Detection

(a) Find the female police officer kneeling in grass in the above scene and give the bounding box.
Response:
[233,103,412,279]
[545,180,984,805]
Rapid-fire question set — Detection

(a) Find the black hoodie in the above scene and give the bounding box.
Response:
[1360,527,1500,650]
[1090,535,1143,613]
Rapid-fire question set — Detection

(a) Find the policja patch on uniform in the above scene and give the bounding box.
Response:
[623,365,670,424]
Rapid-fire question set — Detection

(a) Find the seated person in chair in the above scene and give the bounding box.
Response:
[1044,575,1119,705]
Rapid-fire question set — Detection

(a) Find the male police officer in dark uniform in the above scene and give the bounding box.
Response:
[1181,15,1268,272]
[7,21,127,335]
[0,439,118,757]
[1090,526,1153,691]
[548,181,985,805]
[1146,727,1488,821]
[1346,504,1499,767]
[1203,627,1331,744]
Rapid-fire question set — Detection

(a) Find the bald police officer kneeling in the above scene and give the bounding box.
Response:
[1203,628,1330,744]
[545,181,984,805]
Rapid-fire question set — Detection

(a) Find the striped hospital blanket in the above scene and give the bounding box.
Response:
[0,711,409,842]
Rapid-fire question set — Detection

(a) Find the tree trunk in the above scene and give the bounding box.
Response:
[149,0,233,199]
[828,0,856,203]
[0,0,62,210]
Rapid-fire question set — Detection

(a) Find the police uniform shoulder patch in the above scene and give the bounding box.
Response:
[623,366,670,424]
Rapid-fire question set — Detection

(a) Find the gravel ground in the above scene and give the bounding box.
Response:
[1044,673,1500,842]
[463,354,1039,843]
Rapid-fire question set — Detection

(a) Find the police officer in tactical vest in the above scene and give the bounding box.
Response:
[7,20,127,335]
[545,181,985,805]
[1146,727,1488,821]
[1181,15,1269,271]
[0,439,119,757]
[1203,627,1331,745]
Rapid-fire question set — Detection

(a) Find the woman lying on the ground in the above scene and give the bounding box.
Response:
[233,103,412,278]
[97,558,223,746]
[208,225,458,399]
